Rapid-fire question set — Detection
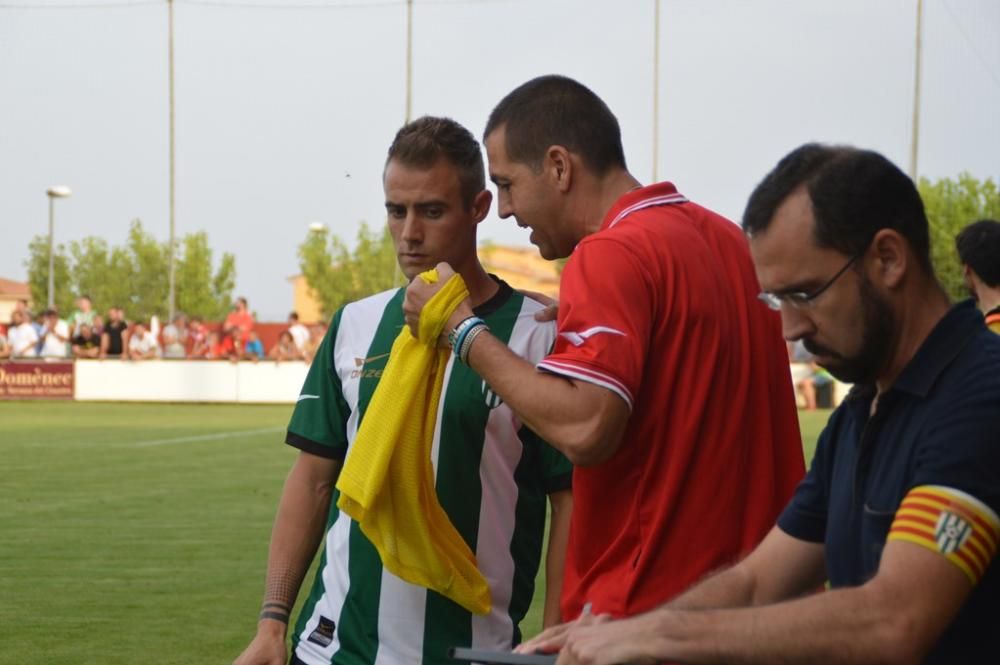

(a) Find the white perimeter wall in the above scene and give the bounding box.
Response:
[74,360,309,403]
[72,359,845,406]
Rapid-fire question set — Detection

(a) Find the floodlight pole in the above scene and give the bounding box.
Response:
[405,0,413,123]
[652,0,661,183]
[908,0,923,181]
[46,186,72,309]
[167,0,177,321]
[48,196,56,308]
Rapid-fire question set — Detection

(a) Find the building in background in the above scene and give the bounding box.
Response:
[0,277,31,323]
[289,244,561,324]
[287,274,326,324]
[478,244,560,299]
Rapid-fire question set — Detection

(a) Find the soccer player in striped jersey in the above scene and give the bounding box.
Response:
[519,147,1000,664]
[233,116,572,665]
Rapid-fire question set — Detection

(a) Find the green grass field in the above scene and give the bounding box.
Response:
[0,402,830,664]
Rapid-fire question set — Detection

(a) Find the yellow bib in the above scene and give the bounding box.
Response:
[336,269,491,615]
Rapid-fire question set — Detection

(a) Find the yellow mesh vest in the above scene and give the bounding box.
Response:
[336,269,491,615]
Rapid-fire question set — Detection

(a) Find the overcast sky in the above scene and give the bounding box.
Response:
[1,0,998,320]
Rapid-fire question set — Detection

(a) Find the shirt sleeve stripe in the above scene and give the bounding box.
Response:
[898,516,995,574]
[910,485,1000,525]
[887,485,999,586]
[286,430,347,460]
[889,532,981,584]
[904,496,999,550]
[906,489,1000,549]
[536,359,633,410]
[892,509,937,530]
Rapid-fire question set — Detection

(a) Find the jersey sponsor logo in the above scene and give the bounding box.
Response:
[306,615,336,647]
[559,326,626,347]
[481,379,503,409]
[354,352,390,367]
[297,394,320,402]
[350,351,390,379]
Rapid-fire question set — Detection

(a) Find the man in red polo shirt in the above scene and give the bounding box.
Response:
[404,75,804,622]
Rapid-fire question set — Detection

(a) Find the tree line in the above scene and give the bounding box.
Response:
[24,174,998,324]
[26,219,236,322]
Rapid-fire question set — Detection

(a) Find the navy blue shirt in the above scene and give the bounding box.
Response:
[778,300,1000,663]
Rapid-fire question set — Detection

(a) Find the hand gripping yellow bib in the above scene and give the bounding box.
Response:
[335,269,491,615]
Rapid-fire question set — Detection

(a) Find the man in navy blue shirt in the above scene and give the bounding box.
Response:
[518,144,1000,664]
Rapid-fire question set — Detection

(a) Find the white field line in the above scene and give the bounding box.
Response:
[135,426,284,447]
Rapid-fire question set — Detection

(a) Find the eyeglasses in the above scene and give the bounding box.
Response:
[758,254,859,311]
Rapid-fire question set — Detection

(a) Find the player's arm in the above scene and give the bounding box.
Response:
[553,525,989,664]
[519,526,824,655]
[664,526,826,610]
[233,450,341,665]
[467,333,628,465]
[542,489,572,628]
[404,264,629,466]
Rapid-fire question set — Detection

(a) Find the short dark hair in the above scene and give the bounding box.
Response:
[484,75,627,175]
[956,219,1000,286]
[385,116,485,207]
[289,311,299,321]
[743,143,932,273]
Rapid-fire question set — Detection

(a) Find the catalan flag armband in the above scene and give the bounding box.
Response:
[888,485,1000,585]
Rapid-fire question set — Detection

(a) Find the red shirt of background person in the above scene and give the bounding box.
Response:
[223,297,254,348]
[211,329,238,360]
[404,75,805,622]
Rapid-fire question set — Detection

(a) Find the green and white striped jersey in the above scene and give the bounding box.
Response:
[285,279,572,665]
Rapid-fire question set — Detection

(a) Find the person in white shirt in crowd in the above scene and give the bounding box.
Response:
[161,326,187,359]
[69,295,96,336]
[162,313,188,351]
[286,311,310,352]
[127,323,161,360]
[8,310,40,358]
[39,309,71,358]
[0,326,10,359]
[301,322,327,364]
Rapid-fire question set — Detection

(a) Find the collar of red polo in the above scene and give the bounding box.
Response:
[601,182,688,231]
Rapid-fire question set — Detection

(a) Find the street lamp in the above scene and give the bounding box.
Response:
[46,186,72,308]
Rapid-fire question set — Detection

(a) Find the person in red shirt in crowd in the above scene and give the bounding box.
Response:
[224,297,254,351]
[405,75,804,626]
[212,328,239,360]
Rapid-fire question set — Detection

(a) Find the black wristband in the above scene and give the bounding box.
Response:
[259,610,289,623]
[262,601,291,612]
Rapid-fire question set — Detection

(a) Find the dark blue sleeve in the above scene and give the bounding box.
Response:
[912,349,1000,518]
[776,411,842,543]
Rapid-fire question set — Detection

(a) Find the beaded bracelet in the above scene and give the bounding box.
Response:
[449,316,485,357]
[459,323,490,364]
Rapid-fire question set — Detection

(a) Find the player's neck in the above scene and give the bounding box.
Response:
[875,280,950,395]
[978,286,1000,315]
[577,169,643,238]
[457,260,499,309]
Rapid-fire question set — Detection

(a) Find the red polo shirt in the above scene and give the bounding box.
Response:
[539,183,804,618]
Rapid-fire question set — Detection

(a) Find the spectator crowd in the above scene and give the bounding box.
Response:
[0,295,326,364]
